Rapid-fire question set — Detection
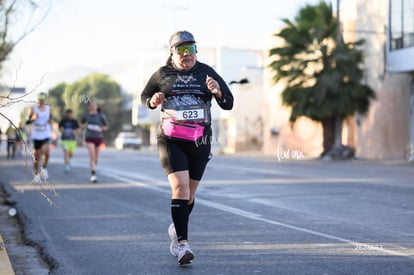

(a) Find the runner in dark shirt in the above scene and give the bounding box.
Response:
[58,109,80,172]
[81,101,108,183]
[141,30,234,266]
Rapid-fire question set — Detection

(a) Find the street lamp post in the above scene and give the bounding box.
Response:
[334,0,343,150]
[323,0,356,160]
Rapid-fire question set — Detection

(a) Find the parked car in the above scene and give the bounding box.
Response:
[114,132,142,150]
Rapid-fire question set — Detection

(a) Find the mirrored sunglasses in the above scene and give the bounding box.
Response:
[173,45,197,55]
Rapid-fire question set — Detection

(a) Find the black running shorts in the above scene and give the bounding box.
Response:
[157,137,211,181]
[33,138,50,150]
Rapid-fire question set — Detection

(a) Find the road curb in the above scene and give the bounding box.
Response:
[0,234,15,275]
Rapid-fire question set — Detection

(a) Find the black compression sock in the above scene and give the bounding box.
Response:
[171,199,189,242]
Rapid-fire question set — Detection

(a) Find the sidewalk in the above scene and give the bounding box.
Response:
[0,235,14,275]
[0,143,14,274]
[0,153,50,274]
[0,190,16,275]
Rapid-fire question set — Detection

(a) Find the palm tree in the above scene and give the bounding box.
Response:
[269,1,375,158]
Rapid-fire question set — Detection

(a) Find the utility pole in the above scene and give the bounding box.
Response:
[325,0,347,160]
[336,0,342,44]
[334,0,343,148]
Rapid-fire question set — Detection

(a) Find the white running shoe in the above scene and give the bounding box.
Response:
[64,164,70,173]
[177,242,194,266]
[40,168,48,180]
[33,174,42,184]
[90,175,97,183]
[168,223,179,256]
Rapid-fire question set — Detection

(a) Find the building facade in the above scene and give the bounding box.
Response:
[346,0,414,160]
[263,0,414,161]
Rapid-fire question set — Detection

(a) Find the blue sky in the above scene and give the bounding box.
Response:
[2,0,323,87]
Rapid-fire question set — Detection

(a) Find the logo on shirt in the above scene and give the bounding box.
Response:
[176,74,197,85]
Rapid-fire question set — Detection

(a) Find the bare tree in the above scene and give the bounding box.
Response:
[0,0,51,69]
[1,1,59,206]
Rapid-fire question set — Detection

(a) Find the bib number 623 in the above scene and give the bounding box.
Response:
[183,110,198,119]
[176,108,204,121]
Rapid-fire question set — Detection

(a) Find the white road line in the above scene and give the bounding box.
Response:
[100,168,414,260]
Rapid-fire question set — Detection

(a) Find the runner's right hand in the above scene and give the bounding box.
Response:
[150,92,165,107]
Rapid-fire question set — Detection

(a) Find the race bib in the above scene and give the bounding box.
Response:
[176,108,205,121]
[33,124,46,131]
[87,124,101,131]
[169,103,209,123]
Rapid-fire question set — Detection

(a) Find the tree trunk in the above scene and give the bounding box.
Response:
[322,115,354,160]
[321,116,335,156]
[334,114,343,147]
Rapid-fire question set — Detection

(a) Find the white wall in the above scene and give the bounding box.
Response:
[387,47,414,72]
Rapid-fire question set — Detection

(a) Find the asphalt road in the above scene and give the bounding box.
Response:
[0,146,414,275]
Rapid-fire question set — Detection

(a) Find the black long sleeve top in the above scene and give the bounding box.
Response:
[140,61,234,126]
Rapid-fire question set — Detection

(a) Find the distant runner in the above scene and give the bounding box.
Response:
[81,101,108,183]
[27,92,52,183]
[59,109,80,172]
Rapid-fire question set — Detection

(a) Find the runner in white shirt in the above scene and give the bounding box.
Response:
[27,92,52,183]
